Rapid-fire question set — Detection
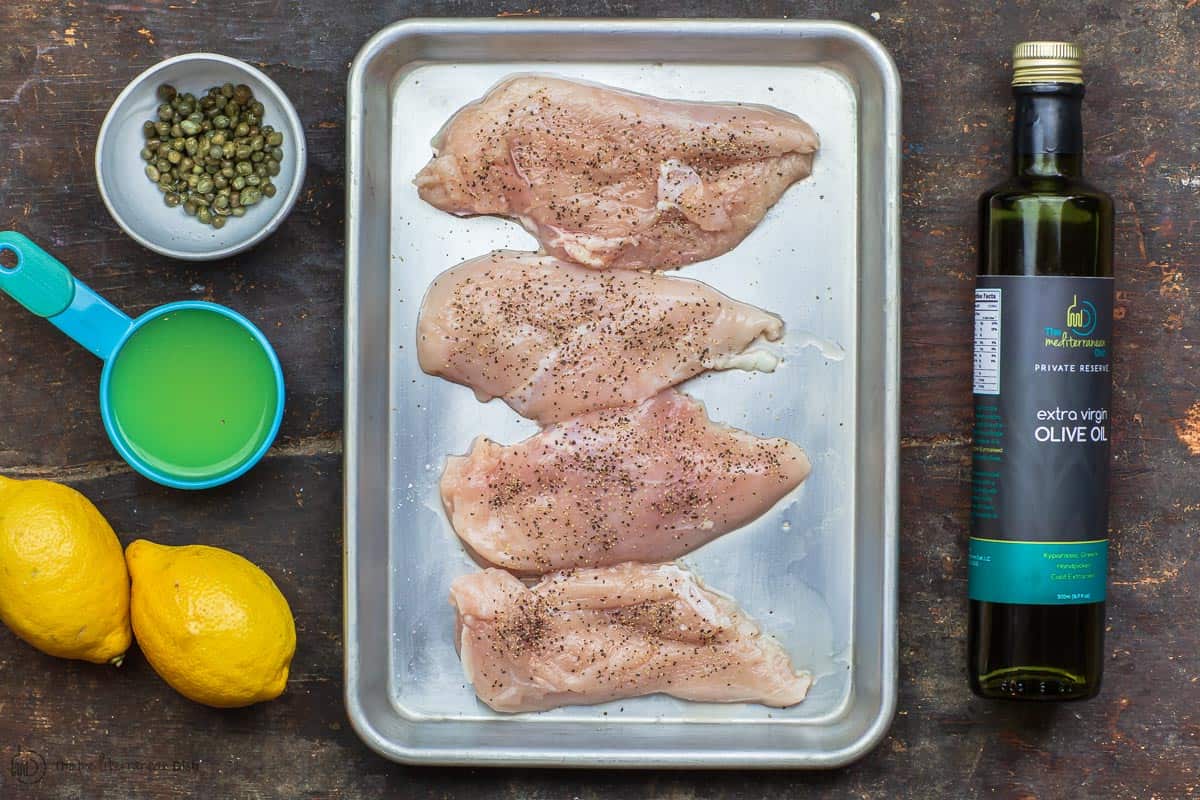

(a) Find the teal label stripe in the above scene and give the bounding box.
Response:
[968,538,1108,605]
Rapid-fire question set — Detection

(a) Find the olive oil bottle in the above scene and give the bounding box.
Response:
[968,42,1114,700]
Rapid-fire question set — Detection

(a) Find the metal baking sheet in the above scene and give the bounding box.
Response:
[345,18,900,768]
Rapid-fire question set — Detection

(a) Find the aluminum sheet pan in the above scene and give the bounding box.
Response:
[345,18,900,768]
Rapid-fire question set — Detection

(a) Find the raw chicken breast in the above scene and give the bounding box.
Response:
[450,563,811,712]
[417,251,783,424]
[441,391,811,573]
[415,75,819,270]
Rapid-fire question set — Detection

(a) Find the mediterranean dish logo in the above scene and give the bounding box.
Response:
[1066,294,1097,336]
[1044,294,1106,354]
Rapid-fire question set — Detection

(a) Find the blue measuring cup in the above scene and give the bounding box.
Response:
[0,232,285,489]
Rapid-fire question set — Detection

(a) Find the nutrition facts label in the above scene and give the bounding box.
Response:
[973,288,1001,395]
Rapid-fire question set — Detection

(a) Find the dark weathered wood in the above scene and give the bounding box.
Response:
[0,1,1197,797]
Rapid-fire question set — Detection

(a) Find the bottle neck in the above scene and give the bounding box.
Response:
[1012,84,1084,178]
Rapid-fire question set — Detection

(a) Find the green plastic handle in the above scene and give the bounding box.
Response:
[0,232,75,318]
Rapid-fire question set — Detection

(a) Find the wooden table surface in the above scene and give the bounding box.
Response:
[0,1,1196,798]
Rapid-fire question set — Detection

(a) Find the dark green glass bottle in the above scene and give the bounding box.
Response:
[968,42,1114,701]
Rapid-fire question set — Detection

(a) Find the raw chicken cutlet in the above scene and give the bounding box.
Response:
[415,75,819,270]
[450,562,812,712]
[441,391,811,574]
[416,251,783,424]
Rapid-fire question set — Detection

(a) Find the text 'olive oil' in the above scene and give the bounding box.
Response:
[968,42,1114,701]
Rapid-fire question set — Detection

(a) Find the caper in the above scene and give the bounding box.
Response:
[142,81,281,228]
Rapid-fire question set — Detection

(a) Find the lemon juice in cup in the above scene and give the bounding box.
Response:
[0,232,284,489]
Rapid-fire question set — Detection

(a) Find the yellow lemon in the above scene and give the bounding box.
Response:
[0,476,131,664]
[126,540,296,708]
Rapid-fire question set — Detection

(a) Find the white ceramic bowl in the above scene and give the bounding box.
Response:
[96,53,306,260]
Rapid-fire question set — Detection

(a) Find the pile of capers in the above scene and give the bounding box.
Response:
[140,82,284,229]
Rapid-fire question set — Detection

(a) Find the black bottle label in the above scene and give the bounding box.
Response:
[969,275,1113,605]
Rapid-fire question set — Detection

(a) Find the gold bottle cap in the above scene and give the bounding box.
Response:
[1012,41,1083,86]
